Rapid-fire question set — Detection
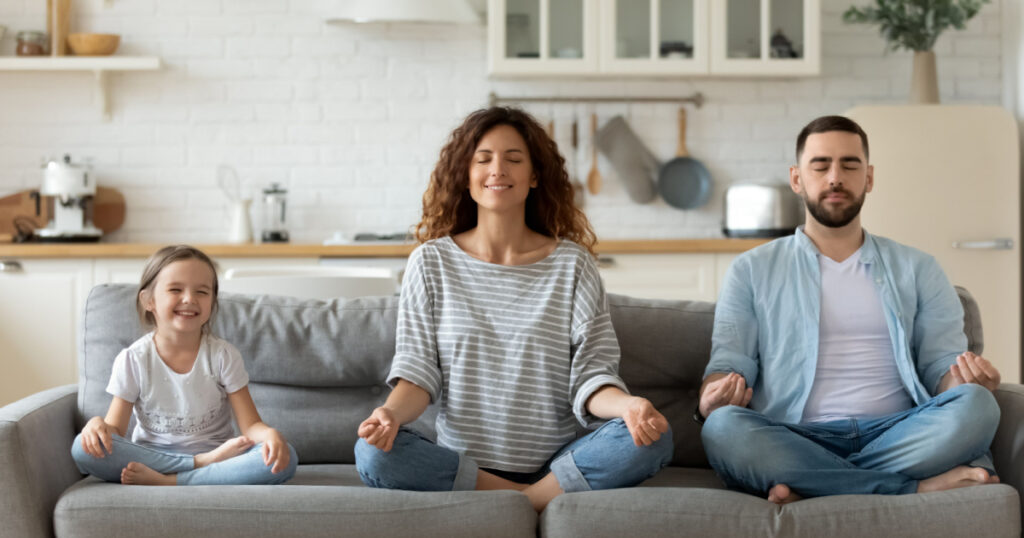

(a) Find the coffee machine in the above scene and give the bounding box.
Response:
[35,154,102,242]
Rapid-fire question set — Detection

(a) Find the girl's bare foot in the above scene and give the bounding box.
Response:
[121,462,176,486]
[767,483,802,505]
[194,436,254,468]
[918,466,997,493]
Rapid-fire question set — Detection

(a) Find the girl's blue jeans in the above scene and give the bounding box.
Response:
[71,433,297,485]
[700,383,1000,497]
[354,418,673,492]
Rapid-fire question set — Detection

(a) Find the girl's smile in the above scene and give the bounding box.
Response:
[142,258,216,335]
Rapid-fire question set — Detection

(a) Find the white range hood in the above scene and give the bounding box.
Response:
[327,0,482,24]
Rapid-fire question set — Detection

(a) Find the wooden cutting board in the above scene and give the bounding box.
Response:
[93,186,126,233]
[0,190,48,239]
[0,187,125,241]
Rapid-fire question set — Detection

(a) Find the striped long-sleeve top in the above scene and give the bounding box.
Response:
[387,236,627,473]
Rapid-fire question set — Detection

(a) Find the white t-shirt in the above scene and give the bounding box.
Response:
[106,333,250,454]
[801,249,914,423]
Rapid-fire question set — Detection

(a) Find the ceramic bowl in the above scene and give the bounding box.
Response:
[66,33,120,56]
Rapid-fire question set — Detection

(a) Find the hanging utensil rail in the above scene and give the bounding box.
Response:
[488,91,704,108]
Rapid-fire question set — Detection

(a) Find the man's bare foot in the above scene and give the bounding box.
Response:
[767,483,802,505]
[121,462,176,486]
[194,436,254,468]
[917,466,998,493]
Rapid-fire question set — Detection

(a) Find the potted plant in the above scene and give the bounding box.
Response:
[843,0,990,103]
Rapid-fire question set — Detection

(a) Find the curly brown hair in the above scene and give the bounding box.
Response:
[415,106,597,256]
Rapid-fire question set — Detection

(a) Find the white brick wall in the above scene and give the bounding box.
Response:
[0,0,1007,242]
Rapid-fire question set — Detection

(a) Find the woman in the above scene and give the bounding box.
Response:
[354,107,672,512]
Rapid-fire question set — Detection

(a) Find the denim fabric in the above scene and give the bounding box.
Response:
[71,434,297,485]
[701,383,1000,498]
[354,419,672,492]
[705,228,967,423]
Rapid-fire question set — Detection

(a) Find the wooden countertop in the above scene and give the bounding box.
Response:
[0,238,771,259]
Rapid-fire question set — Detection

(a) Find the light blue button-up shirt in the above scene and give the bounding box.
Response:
[705,227,966,424]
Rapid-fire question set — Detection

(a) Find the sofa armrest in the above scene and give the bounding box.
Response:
[0,385,81,538]
[992,383,1024,510]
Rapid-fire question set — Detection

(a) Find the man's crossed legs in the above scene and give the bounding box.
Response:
[701,383,1000,503]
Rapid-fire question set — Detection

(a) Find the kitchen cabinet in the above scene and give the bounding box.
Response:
[710,0,820,76]
[598,253,737,301]
[0,259,92,406]
[488,0,818,77]
[488,0,600,75]
[598,0,709,75]
[92,257,320,286]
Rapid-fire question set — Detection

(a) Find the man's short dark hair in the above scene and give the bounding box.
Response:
[795,115,869,163]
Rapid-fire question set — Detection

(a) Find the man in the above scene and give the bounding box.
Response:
[698,115,1002,504]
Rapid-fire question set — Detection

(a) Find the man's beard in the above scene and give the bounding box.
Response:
[803,185,866,228]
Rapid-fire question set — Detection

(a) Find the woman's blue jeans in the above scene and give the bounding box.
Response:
[71,433,297,485]
[700,383,1000,497]
[354,418,673,492]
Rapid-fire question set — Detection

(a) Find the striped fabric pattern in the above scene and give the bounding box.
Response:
[388,236,626,472]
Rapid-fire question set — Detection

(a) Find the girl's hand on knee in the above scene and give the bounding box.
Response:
[261,429,290,474]
[358,407,399,452]
[81,416,117,458]
[622,397,670,447]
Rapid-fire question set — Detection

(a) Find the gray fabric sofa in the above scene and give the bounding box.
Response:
[2,283,1022,538]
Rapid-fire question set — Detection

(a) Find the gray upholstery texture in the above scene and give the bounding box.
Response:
[0,282,1005,538]
[0,385,81,538]
[55,480,536,538]
[541,486,1021,538]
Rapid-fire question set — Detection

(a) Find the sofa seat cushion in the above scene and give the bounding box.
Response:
[638,466,726,489]
[541,485,1021,538]
[54,471,537,538]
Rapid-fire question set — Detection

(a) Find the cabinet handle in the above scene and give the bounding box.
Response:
[0,260,24,273]
[951,238,1014,250]
[597,256,616,268]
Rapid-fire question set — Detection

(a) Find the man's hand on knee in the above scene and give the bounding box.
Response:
[942,352,1001,393]
[698,372,753,421]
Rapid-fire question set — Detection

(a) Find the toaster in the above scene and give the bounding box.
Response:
[723,182,804,238]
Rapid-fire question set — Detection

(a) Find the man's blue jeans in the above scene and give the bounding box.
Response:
[700,383,1000,497]
[71,433,298,485]
[354,418,673,492]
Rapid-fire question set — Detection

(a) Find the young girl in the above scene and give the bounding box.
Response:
[71,245,297,486]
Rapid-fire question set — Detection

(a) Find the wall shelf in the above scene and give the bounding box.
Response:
[0,56,162,120]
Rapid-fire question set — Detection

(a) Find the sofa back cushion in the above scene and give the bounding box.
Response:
[79,283,982,468]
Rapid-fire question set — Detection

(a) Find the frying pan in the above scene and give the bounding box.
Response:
[658,108,712,209]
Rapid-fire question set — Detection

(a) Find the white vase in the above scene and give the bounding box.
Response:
[910,50,940,104]
[227,199,253,244]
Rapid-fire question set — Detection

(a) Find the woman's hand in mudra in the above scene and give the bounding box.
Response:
[622,397,670,447]
[358,407,400,452]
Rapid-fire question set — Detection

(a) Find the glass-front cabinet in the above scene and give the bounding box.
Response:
[599,0,708,74]
[487,0,818,76]
[710,0,820,75]
[488,0,599,75]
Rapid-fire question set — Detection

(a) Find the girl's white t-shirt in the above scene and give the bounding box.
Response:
[106,333,250,455]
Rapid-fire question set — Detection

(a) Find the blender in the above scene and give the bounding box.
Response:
[260,183,289,243]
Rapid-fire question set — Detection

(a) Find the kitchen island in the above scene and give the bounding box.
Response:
[0,238,769,258]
